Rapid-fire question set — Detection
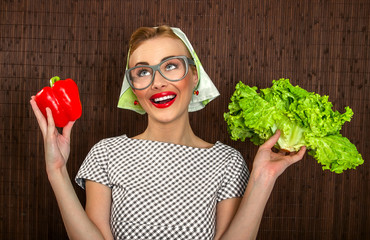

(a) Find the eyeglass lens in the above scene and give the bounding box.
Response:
[129,57,187,89]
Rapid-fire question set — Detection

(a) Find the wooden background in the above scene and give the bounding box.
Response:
[1,0,369,239]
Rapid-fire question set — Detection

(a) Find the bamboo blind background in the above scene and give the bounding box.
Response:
[1,0,369,239]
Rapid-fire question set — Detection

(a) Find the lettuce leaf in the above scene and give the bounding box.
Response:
[224,78,363,173]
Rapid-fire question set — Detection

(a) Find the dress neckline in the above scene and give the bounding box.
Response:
[121,134,221,150]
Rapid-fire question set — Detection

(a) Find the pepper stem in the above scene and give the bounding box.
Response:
[50,76,61,87]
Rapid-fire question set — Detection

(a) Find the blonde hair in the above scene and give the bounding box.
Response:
[129,25,192,58]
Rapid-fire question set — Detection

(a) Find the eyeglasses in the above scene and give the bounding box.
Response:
[126,56,195,90]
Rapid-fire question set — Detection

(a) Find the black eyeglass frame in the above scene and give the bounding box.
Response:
[126,55,195,90]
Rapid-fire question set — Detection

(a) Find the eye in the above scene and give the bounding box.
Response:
[164,62,178,71]
[137,68,151,77]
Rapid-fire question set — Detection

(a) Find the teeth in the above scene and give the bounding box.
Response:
[153,95,175,103]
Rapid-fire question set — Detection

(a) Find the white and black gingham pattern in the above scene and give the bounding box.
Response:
[76,135,249,240]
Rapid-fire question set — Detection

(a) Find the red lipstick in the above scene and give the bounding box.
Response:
[150,91,177,108]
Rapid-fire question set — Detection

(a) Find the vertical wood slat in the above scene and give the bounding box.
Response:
[0,0,369,239]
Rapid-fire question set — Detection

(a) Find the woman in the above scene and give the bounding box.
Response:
[30,25,306,240]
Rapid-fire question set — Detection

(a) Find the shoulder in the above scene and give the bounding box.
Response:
[213,142,248,169]
[92,134,130,148]
[201,141,246,170]
[213,141,243,156]
[85,135,134,159]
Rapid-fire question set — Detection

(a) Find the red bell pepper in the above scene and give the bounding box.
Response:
[35,76,82,128]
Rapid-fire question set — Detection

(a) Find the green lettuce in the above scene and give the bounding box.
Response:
[224,78,364,173]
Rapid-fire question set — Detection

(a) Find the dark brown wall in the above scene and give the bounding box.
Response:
[1,0,369,239]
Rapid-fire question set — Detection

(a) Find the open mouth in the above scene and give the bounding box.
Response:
[151,94,176,104]
[150,92,177,108]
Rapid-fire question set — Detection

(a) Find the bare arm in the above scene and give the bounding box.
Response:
[219,130,306,240]
[214,198,241,239]
[48,166,108,239]
[30,97,112,240]
[85,180,114,239]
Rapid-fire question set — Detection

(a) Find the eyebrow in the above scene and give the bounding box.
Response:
[134,55,175,67]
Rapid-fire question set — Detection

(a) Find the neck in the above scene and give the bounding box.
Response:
[137,113,197,147]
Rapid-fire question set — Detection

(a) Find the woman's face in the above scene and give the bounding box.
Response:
[128,36,198,123]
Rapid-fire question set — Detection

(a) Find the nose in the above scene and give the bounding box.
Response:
[151,71,168,90]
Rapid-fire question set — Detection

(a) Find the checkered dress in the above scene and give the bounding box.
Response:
[76,135,249,240]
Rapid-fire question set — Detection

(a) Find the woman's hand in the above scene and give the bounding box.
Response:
[219,130,306,240]
[252,130,306,181]
[30,96,75,174]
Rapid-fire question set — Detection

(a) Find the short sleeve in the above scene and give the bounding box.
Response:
[75,140,112,190]
[217,151,249,202]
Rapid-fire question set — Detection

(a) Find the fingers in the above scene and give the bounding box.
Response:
[261,130,281,149]
[62,121,75,140]
[45,107,56,133]
[30,96,47,136]
[295,146,306,159]
[31,98,60,148]
[31,97,75,140]
[286,146,306,165]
